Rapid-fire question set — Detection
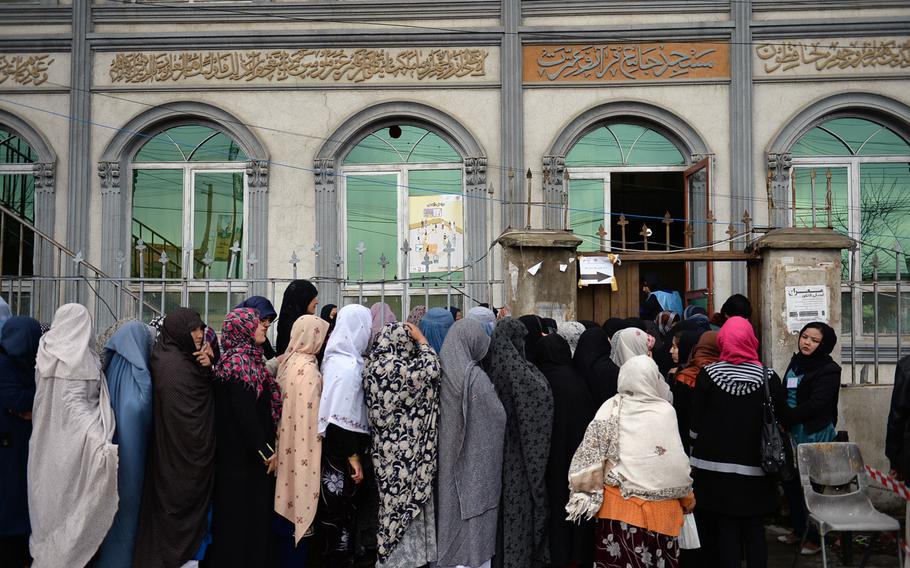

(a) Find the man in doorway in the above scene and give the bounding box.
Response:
[640,273,684,321]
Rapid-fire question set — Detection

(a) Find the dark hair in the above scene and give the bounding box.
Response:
[721,294,752,319]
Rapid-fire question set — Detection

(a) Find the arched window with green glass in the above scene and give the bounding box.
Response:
[790,116,910,335]
[130,124,248,280]
[564,122,688,253]
[0,124,36,277]
[341,124,464,317]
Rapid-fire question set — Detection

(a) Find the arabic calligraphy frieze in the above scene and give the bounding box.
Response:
[523,42,730,83]
[755,38,910,75]
[0,55,55,87]
[106,48,491,85]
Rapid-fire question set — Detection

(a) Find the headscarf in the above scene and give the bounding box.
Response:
[656,310,680,338]
[717,316,761,365]
[541,317,558,334]
[466,306,496,336]
[676,330,703,371]
[147,315,165,338]
[235,296,278,359]
[609,327,654,367]
[29,304,119,568]
[215,308,282,424]
[406,305,427,326]
[276,279,318,355]
[320,304,338,330]
[684,305,707,320]
[566,356,691,521]
[556,321,586,355]
[132,308,214,568]
[0,295,12,323]
[704,317,764,396]
[419,307,454,353]
[95,321,155,568]
[449,306,462,321]
[36,303,100,380]
[364,323,441,562]
[601,317,628,340]
[274,315,330,544]
[1,316,41,369]
[370,302,398,341]
[573,327,618,406]
[674,331,719,388]
[519,315,546,359]
[789,322,838,375]
[318,304,372,435]
[578,320,599,330]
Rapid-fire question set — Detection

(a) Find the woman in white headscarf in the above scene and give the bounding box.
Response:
[318,303,373,567]
[28,304,119,568]
[610,327,655,367]
[567,355,693,568]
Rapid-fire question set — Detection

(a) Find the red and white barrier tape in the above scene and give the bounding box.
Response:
[865,465,910,502]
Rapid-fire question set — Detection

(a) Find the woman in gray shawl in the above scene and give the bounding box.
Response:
[28,304,119,568]
[485,318,553,568]
[437,318,507,568]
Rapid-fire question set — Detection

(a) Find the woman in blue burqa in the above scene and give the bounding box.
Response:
[639,273,684,321]
[0,316,42,567]
[94,320,156,567]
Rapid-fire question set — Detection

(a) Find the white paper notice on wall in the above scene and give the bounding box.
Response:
[785,285,829,333]
[527,261,542,276]
[559,263,568,272]
[578,256,615,285]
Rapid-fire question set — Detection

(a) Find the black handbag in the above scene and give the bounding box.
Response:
[760,366,793,481]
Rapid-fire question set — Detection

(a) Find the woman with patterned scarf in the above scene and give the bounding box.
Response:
[364,321,440,568]
[208,308,281,568]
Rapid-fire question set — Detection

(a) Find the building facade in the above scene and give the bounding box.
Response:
[1,0,909,366]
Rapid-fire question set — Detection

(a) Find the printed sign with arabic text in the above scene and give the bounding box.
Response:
[523,42,730,83]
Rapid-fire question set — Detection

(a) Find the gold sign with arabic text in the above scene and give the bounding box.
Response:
[107,48,490,85]
[523,42,729,83]
[755,38,910,75]
[0,55,54,87]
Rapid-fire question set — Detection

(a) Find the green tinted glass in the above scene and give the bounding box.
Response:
[792,166,849,280]
[0,173,35,222]
[792,127,851,157]
[132,169,183,278]
[566,124,683,167]
[408,168,464,281]
[134,125,248,163]
[569,178,605,252]
[344,126,461,165]
[193,171,244,279]
[792,118,910,157]
[858,162,910,281]
[0,127,36,164]
[346,174,399,281]
[859,127,910,156]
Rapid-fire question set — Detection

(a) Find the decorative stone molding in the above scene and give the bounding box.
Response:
[767,152,792,227]
[245,159,269,190]
[314,158,336,193]
[464,156,486,191]
[32,162,55,192]
[97,161,120,194]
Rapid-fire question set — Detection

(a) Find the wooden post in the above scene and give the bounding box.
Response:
[825,169,833,229]
[766,169,774,227]
[563,168,570,231]
[596,223,607,252]
[640,223,650,251]
[662,211,673,251]
[706,210,715,247]
[742,210,753,246]
[726,223,737,251]
[684,222,694,249]
[809,168,818,228]
[790,168,797,227]
[617,214,629,250]
[526,169,533,230]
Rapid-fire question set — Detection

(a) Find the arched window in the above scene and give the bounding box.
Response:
[0,125,36,277]
[790,116,910,334]
[130,124,249,280]
[341,125,464,316]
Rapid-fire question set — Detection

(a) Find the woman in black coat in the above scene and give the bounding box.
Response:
[776,321,841,552]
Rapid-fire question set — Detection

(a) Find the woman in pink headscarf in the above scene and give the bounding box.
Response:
[688,316,787,568]
[369,302,397,344]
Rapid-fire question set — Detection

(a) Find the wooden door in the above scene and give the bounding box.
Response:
[576,261,640,323]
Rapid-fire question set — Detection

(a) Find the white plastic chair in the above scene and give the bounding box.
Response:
[792,442,902,568]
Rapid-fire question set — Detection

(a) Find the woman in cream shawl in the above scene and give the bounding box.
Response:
[274,314,330,556]
[566,355,693,568]
[28,304,119,568]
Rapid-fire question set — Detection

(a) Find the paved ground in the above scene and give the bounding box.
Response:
[767,523,902,567]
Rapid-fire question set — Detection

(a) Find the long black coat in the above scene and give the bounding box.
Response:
[534,334,595,566]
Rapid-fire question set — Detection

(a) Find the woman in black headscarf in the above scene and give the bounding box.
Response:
[777,322,840,552]
[275,280,318,355]
[518,315,546,361]
[320,304,338,332]
[572,327,618,407]
[134,308,215,568]
[485,318,554,568]
[535,334,596,567]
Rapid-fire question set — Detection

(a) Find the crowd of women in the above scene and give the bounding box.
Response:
[0,285,843,568]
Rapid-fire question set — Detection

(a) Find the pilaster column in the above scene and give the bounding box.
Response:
[245,159,269,294]
[464,156,488,304]
[729,0,753,292]
[314,158,339,303]
[501,0,524,229]
[542,155,566,230]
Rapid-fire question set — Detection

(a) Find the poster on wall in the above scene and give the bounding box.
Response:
[785,285,830,333]
[408,194,464,273]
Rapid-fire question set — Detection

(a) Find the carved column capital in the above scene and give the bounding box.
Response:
[314,158,336,193]
[97,161,120,195]
[32,162,56,193]
[464,156,487,192]
[245,160,270,191]
[542,155,566,230]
